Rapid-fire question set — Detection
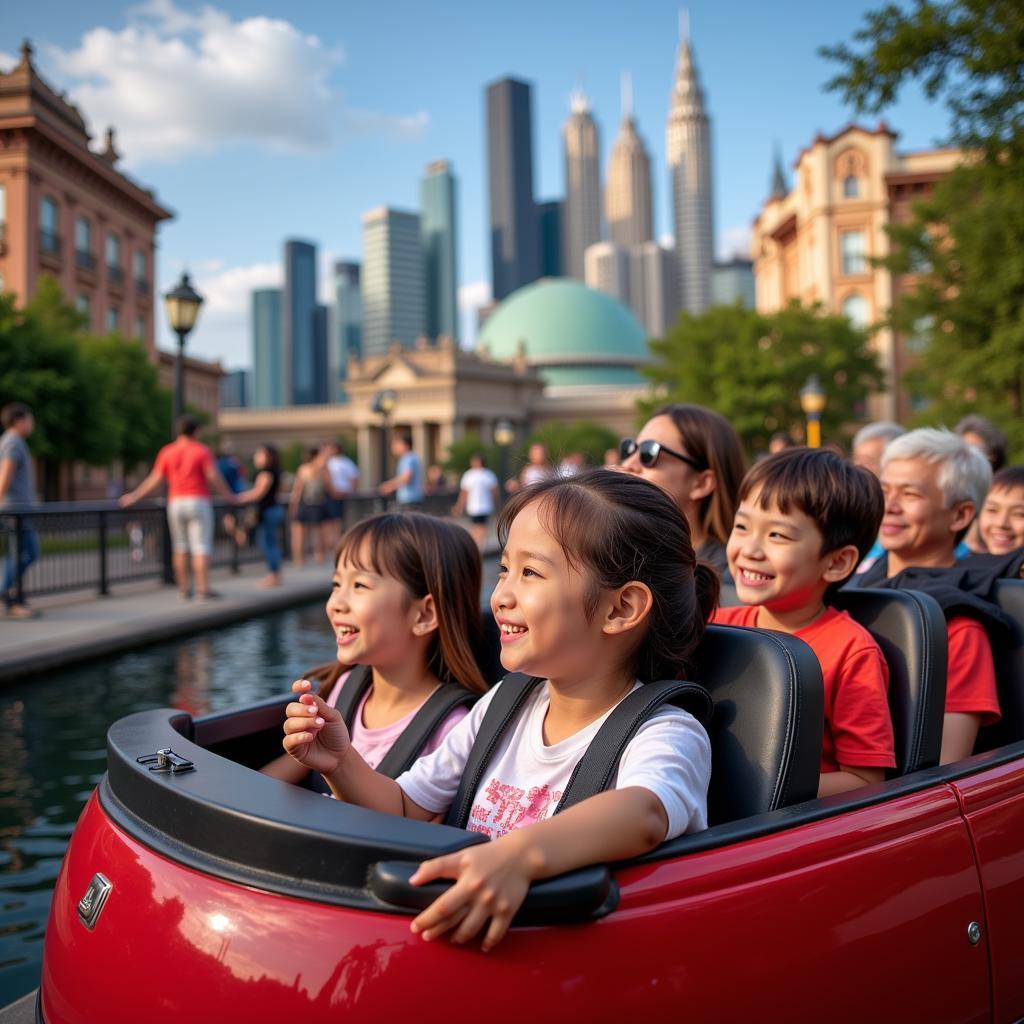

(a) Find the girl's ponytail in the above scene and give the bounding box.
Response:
[693,562,721,625]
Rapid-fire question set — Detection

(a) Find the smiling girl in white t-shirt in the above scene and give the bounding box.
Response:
[284,470,715,950]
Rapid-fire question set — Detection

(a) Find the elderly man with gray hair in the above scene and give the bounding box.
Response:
[851,421,906,479]
[855,428,1000,762]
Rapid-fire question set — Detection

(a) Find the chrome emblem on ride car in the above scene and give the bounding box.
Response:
[77,873,112,930]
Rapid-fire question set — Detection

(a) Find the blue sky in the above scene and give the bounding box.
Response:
[4,0,951,369]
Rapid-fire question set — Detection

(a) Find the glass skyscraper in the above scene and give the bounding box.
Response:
[251,288,283,407]
[486,77,538,301]
[331,261,362,390]
[537,200,563,278]
[284,239,319,405]
[361,207,425,357]
[420,160,458,343]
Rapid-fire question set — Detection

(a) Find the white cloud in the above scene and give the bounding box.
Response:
[45,1,426,165]
[159,260,282,368]
[458,280,491,350]
[0,51,17,73]
[718,224,752,260]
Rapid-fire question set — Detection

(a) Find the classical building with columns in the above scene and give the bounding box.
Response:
[219,279,651,485]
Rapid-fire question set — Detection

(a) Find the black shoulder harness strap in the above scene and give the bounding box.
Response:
[443,676,713,829]
[376,683,478,779]
[444,673,542,829]
[333,664,374,730]
[553,679,713,814]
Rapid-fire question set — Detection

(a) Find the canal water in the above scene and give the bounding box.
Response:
[0,556,501,1006]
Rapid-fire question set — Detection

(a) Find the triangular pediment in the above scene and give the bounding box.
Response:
[369,357,424,387]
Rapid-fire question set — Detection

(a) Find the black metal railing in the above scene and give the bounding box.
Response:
[39,229,62,255]
[107,265,125,287]
[0,490,458,603]
[77,249,97,271]
[135,276,149,294]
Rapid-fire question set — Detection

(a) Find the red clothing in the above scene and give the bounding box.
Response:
[153,438,214,500]
[945,616,1001,724]
[713,605,896,773]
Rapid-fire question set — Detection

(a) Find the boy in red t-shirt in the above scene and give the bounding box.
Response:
[713,448,895,796]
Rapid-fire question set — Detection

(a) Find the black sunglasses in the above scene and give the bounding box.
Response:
[619,438,706,472]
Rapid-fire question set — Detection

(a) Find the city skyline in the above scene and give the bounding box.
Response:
[1,1,952,369]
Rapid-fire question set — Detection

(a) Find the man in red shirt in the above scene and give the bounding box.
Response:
[856,428,1001,761]
[121,416,236,601]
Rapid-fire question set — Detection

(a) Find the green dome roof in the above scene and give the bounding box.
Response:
[479,279,649,386]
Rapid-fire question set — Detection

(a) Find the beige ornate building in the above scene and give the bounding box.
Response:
[751,123,962,421]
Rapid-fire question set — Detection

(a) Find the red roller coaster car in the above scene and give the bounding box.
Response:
[37,584,1024,1023]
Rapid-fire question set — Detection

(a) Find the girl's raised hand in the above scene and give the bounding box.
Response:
[408,834,537,952]
[282,680,351,776]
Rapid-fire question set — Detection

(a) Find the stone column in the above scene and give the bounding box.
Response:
[356,425,375,487]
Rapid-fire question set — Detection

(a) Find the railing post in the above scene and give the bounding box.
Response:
[161,506,174,585]
[13,512,25,606]
[98,509,109,596]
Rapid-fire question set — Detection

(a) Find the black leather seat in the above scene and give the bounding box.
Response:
[694,624,823,826]
[831,588,947,775]
[977,578,1024,751]
[478,606,504,686]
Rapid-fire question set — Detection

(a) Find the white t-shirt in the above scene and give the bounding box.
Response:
[459,466,499,516]
[397,679,710,841]
[326,455,359,495]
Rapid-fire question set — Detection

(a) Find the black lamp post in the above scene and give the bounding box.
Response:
[799,374,827,449]
[494,418,515,498]
[163,272,204,431]
[372,388,398,495]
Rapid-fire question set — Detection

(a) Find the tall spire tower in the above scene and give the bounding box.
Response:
[606,72,654,247]
[666,15,714,314]
[562,87,602,281]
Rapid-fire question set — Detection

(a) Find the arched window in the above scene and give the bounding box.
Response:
[842,293,870,329]
[843,175,859,198]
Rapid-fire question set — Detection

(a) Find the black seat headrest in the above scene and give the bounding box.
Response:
[831,588,947,775]
[694,624,823,826]
[977,578,1024,751]
[478,606,504,687]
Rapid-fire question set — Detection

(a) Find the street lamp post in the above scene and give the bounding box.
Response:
[799,374,827,449]
[493,419,515,498]
[372,389,398,500]
[163,272,204,431]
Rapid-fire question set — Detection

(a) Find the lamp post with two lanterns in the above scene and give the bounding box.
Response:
[799,374,827,449]
[163,272,204,432]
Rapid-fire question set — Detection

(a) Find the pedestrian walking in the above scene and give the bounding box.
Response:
[453,453,499,549]
[288,447,331,565]
[379,432,423,508]
[323,440,359,547]
[0,402,40,619]
[120,415,236,601]
[236,444,284,587]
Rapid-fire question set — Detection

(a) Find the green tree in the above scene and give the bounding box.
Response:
[443,432,499,477]
[282,440,306,474]
[822,0,1024,454]
[79,333,172,471]
[524,420,618,467]
[643,303,884,453]
[0,280,114,487]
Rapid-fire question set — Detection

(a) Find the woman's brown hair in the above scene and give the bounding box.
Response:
[497,470,719,682]
[652,403,746,546]
[312,512,488,697]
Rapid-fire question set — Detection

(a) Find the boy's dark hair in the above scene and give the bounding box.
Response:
[176,415,199,437]
[497,469,719,682]
[956,415,1008,472]
[739,447,884,565]
[990,465,1024,493]
[332,512,488,695]
[1,403,32,429]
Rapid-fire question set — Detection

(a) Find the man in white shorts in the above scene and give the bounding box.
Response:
[454,453,500,549]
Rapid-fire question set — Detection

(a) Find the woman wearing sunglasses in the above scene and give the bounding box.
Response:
[620,404,746,577]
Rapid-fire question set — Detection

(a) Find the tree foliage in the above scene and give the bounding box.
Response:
[643,303,884,453]
[443,432,500,477]
[822,0,1024,455]
[524,420,618,468]
[0,277,172,475]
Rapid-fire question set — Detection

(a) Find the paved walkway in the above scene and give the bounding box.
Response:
[0,562,334,683]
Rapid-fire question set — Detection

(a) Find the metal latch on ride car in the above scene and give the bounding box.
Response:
[137,748,195,774]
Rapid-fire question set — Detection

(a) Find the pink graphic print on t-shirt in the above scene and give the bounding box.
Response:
[468,779,563,839]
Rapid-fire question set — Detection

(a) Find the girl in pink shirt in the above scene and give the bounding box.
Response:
[262,513,489,783]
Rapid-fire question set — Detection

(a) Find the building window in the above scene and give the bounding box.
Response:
[40,196,60,253]
[134,314,146,340]
[842,293,870,329]
[843,175,859,198]
[840,230,867,275]
[77,293,91,318]
[133,250,147,291]
[75,217,95,270]
[106,305,120,333]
